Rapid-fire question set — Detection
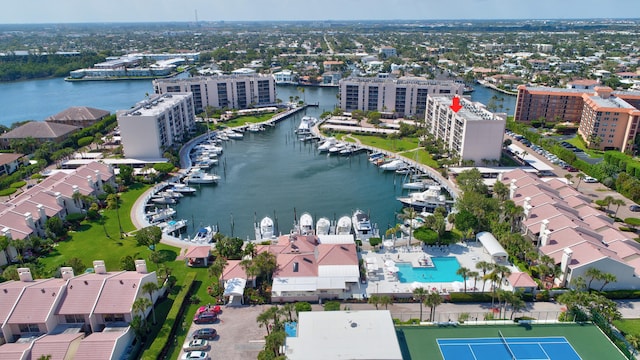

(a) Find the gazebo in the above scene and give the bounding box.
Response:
[475,232,508,263]
[224,278,247,305]
[184,246,212,267]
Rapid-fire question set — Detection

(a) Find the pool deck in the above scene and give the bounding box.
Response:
[361,241,515,296]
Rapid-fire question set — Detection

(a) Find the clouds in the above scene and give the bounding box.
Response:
[1,0,639,24]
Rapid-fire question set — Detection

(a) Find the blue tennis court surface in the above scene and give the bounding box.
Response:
[437,336,582,360]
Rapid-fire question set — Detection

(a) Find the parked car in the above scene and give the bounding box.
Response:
[630,205,640,212]
[183,339,209,351]
[192,328,217,340]
[181,351,209,360]
[565,166,578,172]
[583,176,598,183]
[196,305,221,315]
[194,311,218,324]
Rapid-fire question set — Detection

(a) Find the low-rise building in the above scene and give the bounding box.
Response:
[0,122,79,149]
[0,153,26,176]
[117,92,195,159]
[45,106,110,128]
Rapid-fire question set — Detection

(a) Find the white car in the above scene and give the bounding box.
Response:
[183,339,209,351]
[583,176,598,183]
[181,351,208,360]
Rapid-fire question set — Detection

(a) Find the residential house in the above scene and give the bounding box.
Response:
[0,154,25,176]
[0,122,79,149]
[45,107,110,128]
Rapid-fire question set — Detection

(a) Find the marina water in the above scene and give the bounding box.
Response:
[0,78,515,239]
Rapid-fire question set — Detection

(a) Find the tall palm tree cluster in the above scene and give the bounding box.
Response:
[412,287,443,322]
[256,304,296,360]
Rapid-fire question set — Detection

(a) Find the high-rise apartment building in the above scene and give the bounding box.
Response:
[338,76,464,118]
[578,87,640,152]
[424,96,506,164]
[514,85,587,123]
[153,74,276,113]
[117,93,195,159]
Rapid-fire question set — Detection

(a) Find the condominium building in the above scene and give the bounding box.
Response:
[514,85,587,123]
[578,87,640,151]
[424,95,506,164]
[338,76,464,118]
[117,92,195,159]
[153,73,276,113]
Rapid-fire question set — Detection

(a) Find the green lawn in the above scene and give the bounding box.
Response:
[351,134,420,153]
[40,183,150,272]
[397,323,627,360]
[566,136,604,158]
[214,112,277,129]
[401,149,439,168]
[614,318,640,337]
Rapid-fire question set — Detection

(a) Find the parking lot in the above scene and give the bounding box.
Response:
[182,305,268,360]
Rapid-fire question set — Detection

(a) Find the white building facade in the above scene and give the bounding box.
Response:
[338,76,464,118]
[424,95,506,165]
[153,74,277,113]
[117,93,195,159]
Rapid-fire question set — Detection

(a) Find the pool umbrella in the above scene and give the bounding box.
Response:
[409,281,424,291]
[383,240,394,248]
[387,266,400,273]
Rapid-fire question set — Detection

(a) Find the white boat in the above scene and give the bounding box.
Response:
[169,183,197,194]
[255,216,275,240]
[397,186,449,210]
[402,180,435,190]
[191,225,216,243]
[146,207,176,223]
[225,130,243,139]
[160,219,188,234]
[296,116,317,135]
[247,123,264,132]
[368,152,385,162]
[194,144,223,154]
[316,217,331,235]
[185,169,220,184]
[193,157,218,169]
[336,216,352,235]
[328,142,347,155]
[401,217,426,235]
[318,137,336,152]
[299,213,314,235]
[151,195,177,205]
[352,209,372,239]
[379,159,407,171]
[157,189,183,199]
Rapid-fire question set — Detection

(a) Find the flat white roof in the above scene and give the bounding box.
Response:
[476,231,508,258]
[285,310,403,360]
[317,234,355,244]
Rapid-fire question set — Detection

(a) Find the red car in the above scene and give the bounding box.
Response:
[565,166,578,172]
[196,305,221,315]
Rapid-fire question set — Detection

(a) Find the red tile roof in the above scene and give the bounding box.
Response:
[0,341,32,359]
[7,278,66,324]
[0,280,43,323]
[508,272,537,288]
[73,330,126,360]
[184,246,211,259]
[30,333,84,360]
[57,272,119,315]
[93,272,149,315]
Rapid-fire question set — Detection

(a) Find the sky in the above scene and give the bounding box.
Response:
[1,0,639,24]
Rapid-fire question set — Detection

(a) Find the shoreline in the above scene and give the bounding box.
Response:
[477,80,518,96]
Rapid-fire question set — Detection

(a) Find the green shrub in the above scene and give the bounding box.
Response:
[449,292,493,302]
[10,181,26,188]
[413,227,438,244]
[295,301,312,314]
[0,188,17,196]
[141,272,197,360]
[323,300,341,311]
[77,136,94,148]
[600,290,640,299]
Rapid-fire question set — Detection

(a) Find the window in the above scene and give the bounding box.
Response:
[65,314,85,323]
[104,314,125,322]
[19,324,39,333]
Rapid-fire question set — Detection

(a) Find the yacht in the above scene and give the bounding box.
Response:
[352,209,373,240]
[402,179,436,191]
[185,169,220,184]
[335,215,353,235]
[255,216,275,240]
[316,217,331,235]
[150,195,177,205]
[225,130,243,139]
[160,219,188,234]
[146,207,176,223]
[298,213,314,235]
[169,183,197,194]
[397,186,449,211]
[296,116,317,135]
[328,142,347,155]
[368,152,385,162]
[317,137,336,152]
[379,159,407,171]
[247,123,264,132]
[191,225,217,243]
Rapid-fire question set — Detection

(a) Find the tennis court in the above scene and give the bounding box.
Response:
[438,334,581,360]
[396,323,628,360]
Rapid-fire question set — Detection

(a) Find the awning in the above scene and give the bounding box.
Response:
[223,278,247,297]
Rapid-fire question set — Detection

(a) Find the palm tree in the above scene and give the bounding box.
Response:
[424,291,443,322]
[398,207,418,246]
[575,173,586,190]
[413,287,428,321]
[495,265,512,290]
[492,181,509,201]
[564,173,573,185]
[483,270,501,307]
[508,293,526,319]
[279,303,296,323]
[612,199,626,218]
[0,235,10,264]
[385,223,402,246]
[468,271,480,291]
[380,295,393,310]
[603,195,615,213]
[132,297,152,328]
[368,294,381,310]
[585,267,603,290]
[456,267,471,293]
[475,261,494,292]
[257,306,278,336]
[142,282,159,324]
[599,273,617,291]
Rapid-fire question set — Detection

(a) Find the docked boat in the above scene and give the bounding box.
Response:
[335,215,352,235]
[247,123,264,132]
[328,142,347,155]
[402,179,436,190]
[255,216,275,240]
[368,152,385,162]
[296,116,317,135]
[157,189,183,199]
[185,169,220,184]
[150,195,177,205]
[169,183,197,194]
[225,130,243,139]
[146,207,176,223]
[299,213,314,235]
[193,157,218,169]
[317,137,336,152]
[300,134,319,142]
[340,144,359,156]
[160,219,188,234]
[352,209,372,240]
[316,217,331,235]
[191,225,217,243]
[397,186,450,211]
[379,159,407,171]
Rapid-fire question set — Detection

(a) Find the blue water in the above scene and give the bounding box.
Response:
[396,257,464,283]
[284,322,297,337]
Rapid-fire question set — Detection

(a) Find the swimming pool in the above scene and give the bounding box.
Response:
[396,257,464,283]
[285,322,297,337]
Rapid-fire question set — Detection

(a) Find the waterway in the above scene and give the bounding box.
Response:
[0,77,515,239]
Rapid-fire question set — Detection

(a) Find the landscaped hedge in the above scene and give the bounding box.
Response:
[449,292,493,303]
[0,188,17,196]
[141,272,197,360]
[9,180,26,188]
[599,289,640,299]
